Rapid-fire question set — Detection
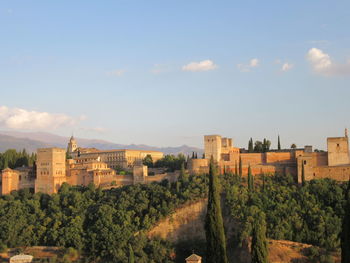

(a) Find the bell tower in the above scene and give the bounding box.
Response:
[67,136,78,155]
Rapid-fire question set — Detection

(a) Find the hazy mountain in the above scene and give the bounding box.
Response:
[0,134,50,153]
[0,131,203,156]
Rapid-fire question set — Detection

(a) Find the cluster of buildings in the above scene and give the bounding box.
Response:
[188,129,350,183]
[0,136,177,195]
[1,130,349,196]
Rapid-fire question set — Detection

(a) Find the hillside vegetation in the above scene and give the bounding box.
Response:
[0,172,207,262]
[0,167,347,262]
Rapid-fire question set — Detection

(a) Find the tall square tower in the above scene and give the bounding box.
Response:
[327,136,349,166]
[204,135,222,162]
[35,148,66,194]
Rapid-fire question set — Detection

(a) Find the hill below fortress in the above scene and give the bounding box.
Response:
[0,131,203,156]
[147,199,341,263]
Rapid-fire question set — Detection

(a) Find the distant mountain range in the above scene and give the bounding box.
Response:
[0,131,203,156]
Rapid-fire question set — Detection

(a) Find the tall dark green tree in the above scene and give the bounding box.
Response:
[301,162,305,186]
[277,135,281,150]
[248,138,254,153]
[248,165,254,192]
[341,179,350,263]
[235,160,238,176]
[254,141,263,153]
[239,157,243,178]
[205,158,228,263]
[251,212,269,263]
[128,244,135,263]
[262,139,271,153]
[261,172,265,192]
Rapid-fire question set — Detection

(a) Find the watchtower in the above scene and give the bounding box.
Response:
[35,148,67,194]
[327,131,349,166]
[204,135,222,162]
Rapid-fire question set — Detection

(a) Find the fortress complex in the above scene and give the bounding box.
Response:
[189,130,350,183]
[0,138,175,196]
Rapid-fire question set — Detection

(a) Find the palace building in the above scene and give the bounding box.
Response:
[189,129,350,183]
[0,137,174,196]
[67,136,164,169]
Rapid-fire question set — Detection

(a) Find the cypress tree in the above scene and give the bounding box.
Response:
[251,212,269,263]
[176,181,180,193]
[262,139,266,152]
[341,179,350,263]
[248,165,254,192]
[235,160,238,176]
[128,244,135,263]
[277,135,281,151]
[179,162,188,183]
[239,157,243,178]
[261,172,265,192]
[301,162,305,186]
[205,158,228,263]
[248,138,254,153]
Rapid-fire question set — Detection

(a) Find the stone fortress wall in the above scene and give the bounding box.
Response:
[189,130,350,183]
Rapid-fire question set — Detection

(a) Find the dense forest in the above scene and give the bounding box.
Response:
[0,171,207,263]
[223,173,346,261]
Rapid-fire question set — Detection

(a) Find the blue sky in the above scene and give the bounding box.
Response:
[1,0,350,149]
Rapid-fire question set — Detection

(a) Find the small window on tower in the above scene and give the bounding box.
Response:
[304,160,307,165]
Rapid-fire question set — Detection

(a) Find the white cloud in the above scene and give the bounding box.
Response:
[307,48,331,72]
[182,60,217,72]
[107,69,125,76]
[281,63,294,72]
[250,58,259,67]
[237,58,260,72]
[306,48,350,76]
[0,106,81,130]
